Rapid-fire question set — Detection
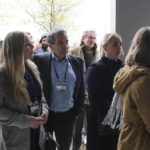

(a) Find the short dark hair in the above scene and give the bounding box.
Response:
[47,29,67,44]
[39,35,47,43]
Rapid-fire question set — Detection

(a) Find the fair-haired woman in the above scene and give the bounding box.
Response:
[114,27,150,150]
[0,31,48,150]
[87,33,123,150]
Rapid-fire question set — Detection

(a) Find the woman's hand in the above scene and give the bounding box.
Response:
[29,116,44,129]
[40,111,48,125]
[29,111,48,129]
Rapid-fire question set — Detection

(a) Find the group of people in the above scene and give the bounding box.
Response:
[0,26,150,150]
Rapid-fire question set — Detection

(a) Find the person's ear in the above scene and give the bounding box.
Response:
[103,44,107,51]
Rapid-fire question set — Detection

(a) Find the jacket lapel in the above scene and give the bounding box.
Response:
[41,53,52,106]
[68,55,80,99]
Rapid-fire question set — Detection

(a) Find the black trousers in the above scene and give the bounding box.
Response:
[30,128,41,150]
[72,110,84,150]
[87,111,119,150]
[72,104,88,150]
[46,108,76,150]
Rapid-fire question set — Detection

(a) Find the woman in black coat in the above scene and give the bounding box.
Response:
[86,33,123,150]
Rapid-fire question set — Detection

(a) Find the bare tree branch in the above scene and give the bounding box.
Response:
[25,0,83,31]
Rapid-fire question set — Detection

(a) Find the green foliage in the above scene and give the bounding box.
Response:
[0,0,82,40]
[24,0,82,31]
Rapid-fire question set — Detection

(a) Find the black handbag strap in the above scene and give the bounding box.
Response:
[44,126,60,148]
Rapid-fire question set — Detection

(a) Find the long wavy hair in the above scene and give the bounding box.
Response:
[125,27,150,67]
[0,31,31,104]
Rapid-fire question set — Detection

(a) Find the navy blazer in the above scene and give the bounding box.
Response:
[33,52,85,115]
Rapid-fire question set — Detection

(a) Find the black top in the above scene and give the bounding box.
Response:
[82,46,95,70]
[87,56,123,115]
[25,65,41,106]
[24,65,41,150]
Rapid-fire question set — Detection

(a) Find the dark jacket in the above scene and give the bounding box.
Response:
[33,52,85,115]
[87,56,123,123]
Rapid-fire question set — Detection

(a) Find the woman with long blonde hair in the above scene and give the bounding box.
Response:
[0,31,48,150]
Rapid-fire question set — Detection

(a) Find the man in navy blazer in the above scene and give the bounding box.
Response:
[33,29,85,150]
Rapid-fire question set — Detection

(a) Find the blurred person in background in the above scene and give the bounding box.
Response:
[70,30,98,150]
[34,32,50,54]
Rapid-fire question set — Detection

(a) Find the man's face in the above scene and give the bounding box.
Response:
[49,34,69,58]
[41,37,48,49]
[82,31,96,50]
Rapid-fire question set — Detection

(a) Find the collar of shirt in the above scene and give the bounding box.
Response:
[50,52,76,112]
[51,52,68,64]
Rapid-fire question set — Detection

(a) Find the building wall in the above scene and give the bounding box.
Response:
[116,0,150,58]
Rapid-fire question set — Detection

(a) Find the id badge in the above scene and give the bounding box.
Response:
[30,104,40,116]
[56,81,66,92]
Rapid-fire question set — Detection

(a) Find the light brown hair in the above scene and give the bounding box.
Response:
[125,27,150,67]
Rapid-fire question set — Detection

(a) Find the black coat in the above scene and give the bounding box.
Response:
[87,56,123,117]
[33,52,85,115]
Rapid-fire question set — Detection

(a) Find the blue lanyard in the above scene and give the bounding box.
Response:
[53,58,68,83]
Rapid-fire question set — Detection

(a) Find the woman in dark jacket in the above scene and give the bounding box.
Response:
[87,33,123,150]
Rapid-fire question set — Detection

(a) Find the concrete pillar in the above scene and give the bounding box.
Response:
[116,0,150,57]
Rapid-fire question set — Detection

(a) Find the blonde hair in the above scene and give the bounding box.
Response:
[0,31,34,105]
[100,33,123,58]
[125,27,150,67]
